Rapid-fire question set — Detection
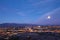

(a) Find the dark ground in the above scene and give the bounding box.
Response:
[0,32,60,40]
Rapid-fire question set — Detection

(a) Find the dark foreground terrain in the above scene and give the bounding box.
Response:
[0,32,60,40]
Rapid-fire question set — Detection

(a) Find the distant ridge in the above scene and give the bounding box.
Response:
[0,23,38,28]
[0,23,60,28]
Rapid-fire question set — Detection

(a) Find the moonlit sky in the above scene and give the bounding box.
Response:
[0,0,60,25]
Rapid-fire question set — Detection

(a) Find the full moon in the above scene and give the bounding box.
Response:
[47,16,51,19]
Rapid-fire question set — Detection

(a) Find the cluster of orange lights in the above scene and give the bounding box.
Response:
[0,26,60,36]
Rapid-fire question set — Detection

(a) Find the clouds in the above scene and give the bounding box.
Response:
[26,0,60,16]
[36,7,60,25]
[17,12,26,16]
[29,0,60,11]
[0,0,60,24]
[30,0,56,6]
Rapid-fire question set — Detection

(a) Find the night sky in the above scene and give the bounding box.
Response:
[0,0,60,25]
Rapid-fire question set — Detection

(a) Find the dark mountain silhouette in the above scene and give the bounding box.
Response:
[0,23,38,28]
